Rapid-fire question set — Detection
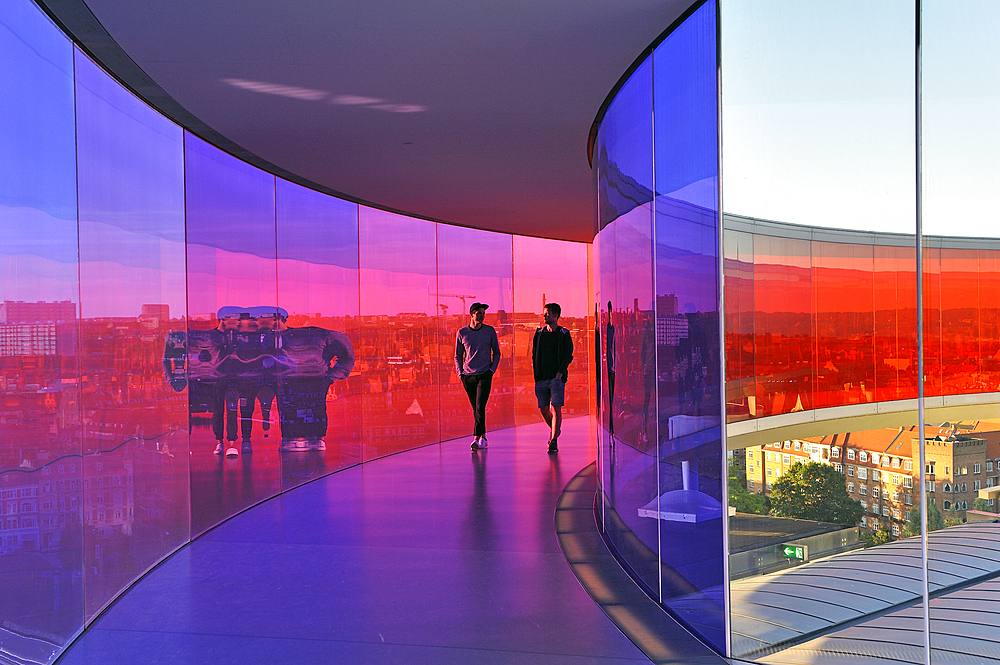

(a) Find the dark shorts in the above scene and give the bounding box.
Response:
[535,377,565,408]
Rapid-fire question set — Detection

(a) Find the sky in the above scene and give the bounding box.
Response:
[721,0,1000,238]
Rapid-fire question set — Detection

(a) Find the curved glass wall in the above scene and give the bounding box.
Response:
[594,0,1000,662]
[0,0,592,661]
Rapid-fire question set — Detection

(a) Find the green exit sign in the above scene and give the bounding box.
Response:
[781,544,808,561]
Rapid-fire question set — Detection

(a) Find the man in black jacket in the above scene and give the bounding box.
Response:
[532,302,574,454]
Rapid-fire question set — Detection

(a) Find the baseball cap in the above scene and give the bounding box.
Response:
[469,302,489,313]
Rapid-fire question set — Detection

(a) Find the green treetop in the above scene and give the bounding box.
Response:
[769,461,863,527]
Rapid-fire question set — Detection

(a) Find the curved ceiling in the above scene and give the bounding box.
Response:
[45,0,693,242]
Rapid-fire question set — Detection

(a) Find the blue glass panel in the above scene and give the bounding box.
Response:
[653,1,726,652]
[74,48,190,620]
[276,179,360,489]
[596,57,654,230]
[0,1,83,658]
[184,134,280,535]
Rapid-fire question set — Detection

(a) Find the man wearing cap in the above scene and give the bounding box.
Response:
[455,302,501,451]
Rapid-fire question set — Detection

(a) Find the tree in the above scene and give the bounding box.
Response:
[973,497,995,513]
[902,499,945,537]
[860,522,891,547]
[769,461,863,526]
[728,458,768,515]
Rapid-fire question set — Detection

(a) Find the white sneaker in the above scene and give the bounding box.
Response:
[214,443,223,455]
[471,437,481,451]
[225,446,239,458]
[478,436,488,449]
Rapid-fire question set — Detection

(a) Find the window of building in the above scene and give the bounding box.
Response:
[872,453,880,465]
[782,454,790,465]
[893,508,900,520]
[963,500,968,510]
[872,470,880,482]
[945,465,950,475]
[882,505,890,517]
[988,461,994,472]
[975,464,981,474]
[858,467,868,480]
[848,466,855,477]
[963,466,968,475]
[988,477,995,488]
[944,501,952,510]
[892,491,900,501]
[962,483,968,493]
[748,465,755,475]
[926,462,935,475]
[835,463,843,473]
[990,499,995,506]
[783,442,791,450]
[861,500,868,511]
[861,516,867,527]
[767,482,773,491]
[904,460,913,471]
[859,485,867,496]
[859,451,868,463]
[748,480,755,490]
[893,474,900,485]
[892,458,900,468]
[882,457,890,467]
[872,487,880,499]
[748,450,754,459]
[927,480,936,492]
[794,441,801,451]
[832,448,840,458]
[892,524,900,537]
[974,480,981,491]
[943,483,952,493]
[904,476,913,488]
[848,449,856,460]
[767,468,772,477]
[848,482,854,493]
[905,493,913,505]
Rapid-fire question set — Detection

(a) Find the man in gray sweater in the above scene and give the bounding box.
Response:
[455,302,501,451]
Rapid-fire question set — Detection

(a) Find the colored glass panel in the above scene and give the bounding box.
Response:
[276,179,361,489]
[74,48,190,618]
[723,230,754,422]
[512,236,590,428]
[184,134,280,535]
[653,1,725,650]
[358,207,440,458]
[873,244,918,402]
[812,241,875,410]
[436,225,514,443]
[0,1,83,656]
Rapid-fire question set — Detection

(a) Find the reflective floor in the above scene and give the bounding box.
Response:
[57,417,652,664]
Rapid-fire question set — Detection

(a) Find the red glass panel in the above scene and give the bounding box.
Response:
[939,248,982,395]
[811,241,875,409]
[752,235,813,417]
[873,244,918,402]
[923,246,943,397]
[724,229,754,422]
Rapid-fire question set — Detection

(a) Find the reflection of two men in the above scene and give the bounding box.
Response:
[164,306,355,457]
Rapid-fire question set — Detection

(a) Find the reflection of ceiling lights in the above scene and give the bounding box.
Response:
[221,78,427,113]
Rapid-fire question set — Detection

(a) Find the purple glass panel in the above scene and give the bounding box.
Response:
[436,225,514,443]
[0,1,83,656]
[184,133,280,535]
[74,49,190,619]
[276,179,361,489]
[358,208,440,458]
[653,2,725,651]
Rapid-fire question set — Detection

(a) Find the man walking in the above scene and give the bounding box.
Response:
[456,302,501,451]
[532,303,574,454]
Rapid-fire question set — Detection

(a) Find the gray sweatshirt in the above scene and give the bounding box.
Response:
[455,324,501,376]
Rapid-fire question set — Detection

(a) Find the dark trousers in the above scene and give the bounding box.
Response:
[461,371,493,438]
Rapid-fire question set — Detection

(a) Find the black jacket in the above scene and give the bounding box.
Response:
[531,326,574,382]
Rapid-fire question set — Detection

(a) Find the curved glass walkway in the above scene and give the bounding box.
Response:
[56,418,653,664]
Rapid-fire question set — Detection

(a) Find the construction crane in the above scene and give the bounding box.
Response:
[434,293,477,317]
